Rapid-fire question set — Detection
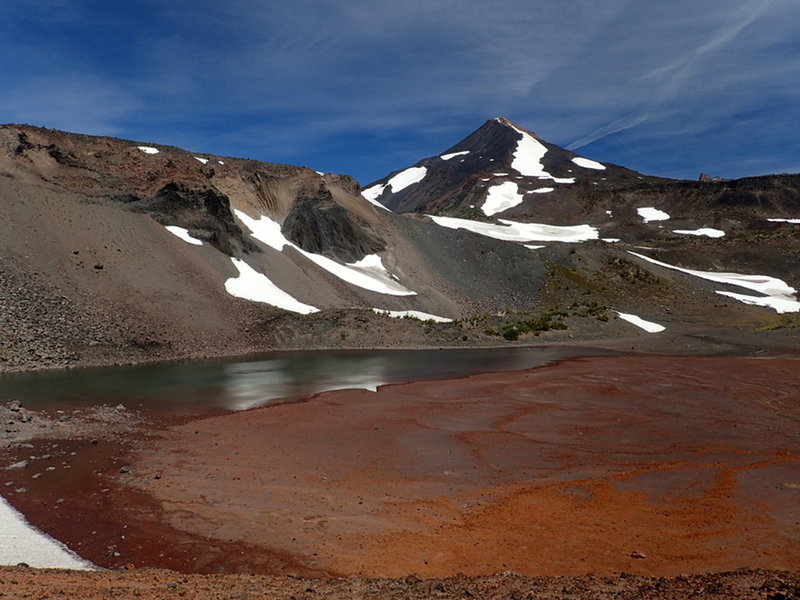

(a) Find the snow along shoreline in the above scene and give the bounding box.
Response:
[0,494,93,570]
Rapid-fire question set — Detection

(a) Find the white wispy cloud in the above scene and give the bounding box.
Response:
[565,0,781,151]
[0,1,797,181]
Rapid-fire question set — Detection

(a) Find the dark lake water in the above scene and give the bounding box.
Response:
[0,346,610,415]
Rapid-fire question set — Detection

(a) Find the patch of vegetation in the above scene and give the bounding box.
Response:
[728,228,797,243]
[400,314,422,322]
[607,257,660,284]
[569,301,608,320]
[500,313,568,340]
[552,265,593,287]
[459,312,490,325]
[755,313,800,331]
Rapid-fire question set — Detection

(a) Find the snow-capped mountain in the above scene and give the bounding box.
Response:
[1,122,798,371]
[362,117,800,318]
[362,117,645,216]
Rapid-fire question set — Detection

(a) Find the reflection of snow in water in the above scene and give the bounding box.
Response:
[222,356,387,411]
[0,348,590,415]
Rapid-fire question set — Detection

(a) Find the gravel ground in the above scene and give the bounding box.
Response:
[0,566,798,600]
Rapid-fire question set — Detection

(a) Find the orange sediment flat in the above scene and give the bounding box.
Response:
[113,355,800,576]
[5,355,799,577]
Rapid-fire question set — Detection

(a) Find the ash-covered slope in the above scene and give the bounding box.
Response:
[1,123,798,372]
[0,124,558,370]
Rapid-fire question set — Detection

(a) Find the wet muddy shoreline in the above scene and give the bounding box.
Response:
[3,352,799,580]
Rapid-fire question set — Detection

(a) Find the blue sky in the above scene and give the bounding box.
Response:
[1,1,798,185]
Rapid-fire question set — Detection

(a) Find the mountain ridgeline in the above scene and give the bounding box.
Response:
[0,119,798,371]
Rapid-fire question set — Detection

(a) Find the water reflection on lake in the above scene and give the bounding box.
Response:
[0,346,608,414]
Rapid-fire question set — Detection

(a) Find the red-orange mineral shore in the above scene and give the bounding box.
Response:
[5,355,800,583]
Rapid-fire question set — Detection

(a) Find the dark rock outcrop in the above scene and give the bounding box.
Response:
[123,182,259,255]
[282,188,385,262]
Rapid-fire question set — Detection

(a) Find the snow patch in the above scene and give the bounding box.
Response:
[165,226,203,246]
[509,127,548,178]
[715,291,800,313]
[1,495,94,569]
[360,166,426,209]
[225,258,318,314]
[506,122,574,185]
[137,146,159,154]
[372,309,452,323]
[429,215,598,243]
[524,244,545,250]
[615,311,665,333]
[235,210,287,251]
[530,187,554,194]
[234,210,415,296]
[303,253,417,296]
[483,181,525,216]
[629,251,800,313]
[602,238,621,243]
[194,156,209,165]
[386,166,427,193]
[637,207,670,222]
[493,172,509,176]
[768,218,800,224]
[360,184,391,210]
[441,150,470,160]
[571,156,606,170]
[672,228,725,238]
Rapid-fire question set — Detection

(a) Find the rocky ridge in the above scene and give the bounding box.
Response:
[0,121,798,372]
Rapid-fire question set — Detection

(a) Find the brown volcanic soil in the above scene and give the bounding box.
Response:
[1,566,798,600]
[2,354,800,597]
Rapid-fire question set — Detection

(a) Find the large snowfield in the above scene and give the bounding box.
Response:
[505,121,574,184]
[234,210,417,297]
[361,166,428,204]
[629,252,800,313]
[637,207,671,223]
[429,215,599,243]
[225,258,319,314]
[672,227,725,238]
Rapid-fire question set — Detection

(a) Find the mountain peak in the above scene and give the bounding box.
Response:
[490,115,519,129]
[489,116,539,138]
[361,118,642,214]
